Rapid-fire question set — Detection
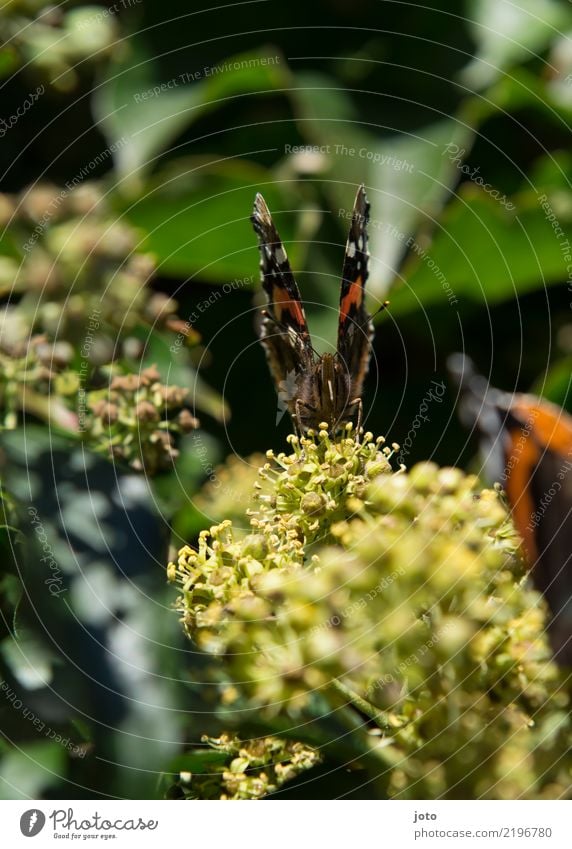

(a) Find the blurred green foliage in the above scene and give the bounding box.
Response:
[1,0,571,800]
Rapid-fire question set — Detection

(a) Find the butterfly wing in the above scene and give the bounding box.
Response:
[447,353,508,483]
[251,194,313,411]
[448,354,572,664]
[337,185,374,398]
[507,396,572,664]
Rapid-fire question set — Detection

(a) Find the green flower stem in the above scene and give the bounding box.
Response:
[329,678,393,731]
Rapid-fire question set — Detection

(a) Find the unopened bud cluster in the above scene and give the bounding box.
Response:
[0,2,121,90]
[86,365,199,473]
[0,184,203,472]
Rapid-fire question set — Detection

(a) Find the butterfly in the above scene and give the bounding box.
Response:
[251,185,381,434]
[448,353,572,665]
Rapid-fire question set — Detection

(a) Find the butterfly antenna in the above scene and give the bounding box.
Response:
[371,300,390,320]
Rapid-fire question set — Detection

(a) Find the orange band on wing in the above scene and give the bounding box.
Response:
[272,285,306,326]
[340,277,363,321]
[504,434,539,563]
[513,399,572,456]
[504,398,572,567]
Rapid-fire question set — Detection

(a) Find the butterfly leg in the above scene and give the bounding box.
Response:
[349,398,363,441]
[295,398,318,435]
[294,399,307,436]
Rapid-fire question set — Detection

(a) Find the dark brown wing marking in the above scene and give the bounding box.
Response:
[337,185,374,397]
[251,194,311,345]
[251,194,313,402]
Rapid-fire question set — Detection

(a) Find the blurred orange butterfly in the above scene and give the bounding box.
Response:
[449,354,572,666]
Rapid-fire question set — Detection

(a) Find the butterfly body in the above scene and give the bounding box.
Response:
[291,351,358,432]
[252,186,375,433]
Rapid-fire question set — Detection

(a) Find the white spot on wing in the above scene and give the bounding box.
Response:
[275,246,287,264]
[347,241,356,259]
[328,380,334,402]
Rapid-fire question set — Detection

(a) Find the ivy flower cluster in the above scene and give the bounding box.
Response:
[0,2,121,90]
[0,184,206,472]
[169,427,571,799]
[172,733,320,800]
[86,365,199,474]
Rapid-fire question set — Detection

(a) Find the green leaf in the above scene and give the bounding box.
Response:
[367,121,475,294]
[168,749,230,774]
[0,46,19,79]
[531,356,572,410]
[529,150,572,191]
[0,742,65,800]
[1,631,56,689]
[94,44,290,186]
[459,0,572,91]
[0,574,22,611]
[291,73,474,300]
[117,161,299,282]
[387,183,572,316]
[465,66,572,129]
